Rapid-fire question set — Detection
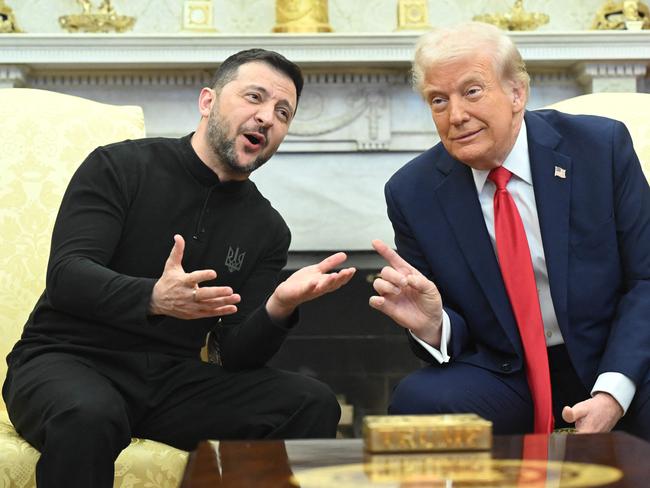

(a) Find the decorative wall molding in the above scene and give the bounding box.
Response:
[289,87,392,151]
[12,68,578,92]
[288,73,398,152]
[578,63,648,78]
[1,32,650,69]
[575,61,648,92]
[303,72,408,85]
[0,65,29,88]
[30,70,212,87]
[529,71,577,85]
[13,70,412,89]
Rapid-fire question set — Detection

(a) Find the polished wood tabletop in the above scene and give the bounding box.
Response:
[180,432,650,487]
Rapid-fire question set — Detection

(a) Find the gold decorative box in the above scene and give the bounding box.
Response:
[362,414,492,453]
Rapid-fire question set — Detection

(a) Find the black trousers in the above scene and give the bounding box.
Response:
[389,345,650,440]
[2,348,340,488]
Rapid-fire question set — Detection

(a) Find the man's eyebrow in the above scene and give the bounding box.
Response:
[423,74,485,97]
[244,84,269,95]
[242,84,296,116]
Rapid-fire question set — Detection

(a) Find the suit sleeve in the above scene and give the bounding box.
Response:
[597,121,650,385]
[385,181,471,363]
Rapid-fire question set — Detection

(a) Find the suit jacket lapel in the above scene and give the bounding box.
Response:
[434,152,522,353]
[526,111,571,334]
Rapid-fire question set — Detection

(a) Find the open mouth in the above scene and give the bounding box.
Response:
[244,134,260,144]
[242,132,266,148]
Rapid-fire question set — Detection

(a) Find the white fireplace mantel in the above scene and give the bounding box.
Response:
[1,31,650,69]
[2,31,648,251]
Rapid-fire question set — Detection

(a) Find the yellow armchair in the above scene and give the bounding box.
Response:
[545,92,650,181]
[0,89,187,487]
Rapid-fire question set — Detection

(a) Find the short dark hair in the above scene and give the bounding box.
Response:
[210,48,304,105]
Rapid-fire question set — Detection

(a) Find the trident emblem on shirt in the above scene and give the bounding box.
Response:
[225,246,246,272]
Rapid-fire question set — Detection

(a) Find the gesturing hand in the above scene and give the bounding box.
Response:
[149,234,241,320]
[266,252,356,321]
[369,239,443,346]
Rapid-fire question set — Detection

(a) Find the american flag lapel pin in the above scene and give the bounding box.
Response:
[554,166,566,179]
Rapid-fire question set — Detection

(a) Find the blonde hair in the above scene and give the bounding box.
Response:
[412,22,530,99]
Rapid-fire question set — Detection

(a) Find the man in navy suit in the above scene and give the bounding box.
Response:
[370,22,650,439]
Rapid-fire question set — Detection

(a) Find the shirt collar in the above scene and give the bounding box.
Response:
[471,120,531,194]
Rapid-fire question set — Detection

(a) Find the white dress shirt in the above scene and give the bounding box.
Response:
[411,121,635,414]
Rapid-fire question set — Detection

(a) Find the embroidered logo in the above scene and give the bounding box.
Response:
[225,246,246,272]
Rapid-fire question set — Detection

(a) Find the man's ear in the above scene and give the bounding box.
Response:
[198,87,216,118]
[511,81,527,113]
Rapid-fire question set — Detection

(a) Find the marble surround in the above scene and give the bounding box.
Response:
[1,31,649,250]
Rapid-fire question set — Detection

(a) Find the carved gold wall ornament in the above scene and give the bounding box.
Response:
[59,0,135,33]
[591,0,650,30]
[473,0,550,31]
[0,0,21,33]
[272,0,332,33]
[395,0,431,31]
[182,0,217,33]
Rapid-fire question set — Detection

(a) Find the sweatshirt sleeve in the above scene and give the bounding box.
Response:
[45,147,157,326]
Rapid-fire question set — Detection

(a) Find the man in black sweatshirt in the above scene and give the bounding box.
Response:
[3,49,356,488]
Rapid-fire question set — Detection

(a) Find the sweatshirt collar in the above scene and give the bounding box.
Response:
[180,133,252,194]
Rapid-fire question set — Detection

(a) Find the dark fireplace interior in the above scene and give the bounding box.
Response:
[268,252,424,437]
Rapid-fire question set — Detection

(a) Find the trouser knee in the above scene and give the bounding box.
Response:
[42,400,131,451]
[275,374,341,438]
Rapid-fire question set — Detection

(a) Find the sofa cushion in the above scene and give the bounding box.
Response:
[0,89,188,487]
[0,410,188,488]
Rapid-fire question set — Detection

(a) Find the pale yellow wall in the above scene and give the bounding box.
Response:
[10,0,609,34]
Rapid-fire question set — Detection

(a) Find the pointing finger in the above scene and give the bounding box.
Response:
[372,239,414,273]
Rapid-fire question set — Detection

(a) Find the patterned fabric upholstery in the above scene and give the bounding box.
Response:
[545,92,650,182]
[0,89,188,487]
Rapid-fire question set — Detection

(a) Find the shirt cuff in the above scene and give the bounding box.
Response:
[409,311,451,364]
[591,372,636,415]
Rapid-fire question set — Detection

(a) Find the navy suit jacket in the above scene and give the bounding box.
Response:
[385,109,650,392]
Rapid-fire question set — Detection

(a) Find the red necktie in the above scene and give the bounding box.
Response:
[489,166,554,433]
[518,434,550,487]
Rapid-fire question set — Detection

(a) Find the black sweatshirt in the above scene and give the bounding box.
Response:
[10,134,294,371]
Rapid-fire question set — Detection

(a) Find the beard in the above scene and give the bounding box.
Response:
[206,108,271,175]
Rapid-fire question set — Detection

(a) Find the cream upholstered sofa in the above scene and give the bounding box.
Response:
[545,92,650,181]
[0,89,187,487]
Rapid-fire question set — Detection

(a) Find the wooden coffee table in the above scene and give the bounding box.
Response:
[180,432,650,487]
